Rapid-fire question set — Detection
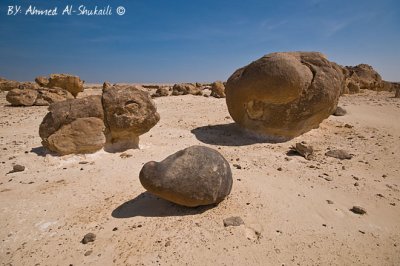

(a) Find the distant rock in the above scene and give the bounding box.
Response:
[343,64,384,93]
[325,149,352,160]
[223,216,244,227]
[152,87,169,98]
[34,87,74,106]
[6,89,38,106]
[47,74,84,97]
[172,83,202,96]
[210,81,226,98]
[35,76,49,87]
[225,52,344,139]
[0,79,21,91]
[102,84,160,151]
[139,145,233,207]
[333,106,347,116]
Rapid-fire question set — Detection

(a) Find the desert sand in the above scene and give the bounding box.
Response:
[0,88,399,265]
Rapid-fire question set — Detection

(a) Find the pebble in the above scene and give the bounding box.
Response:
[11,164,25,173]
[233,164,242,170]
[350,206,367,215]
[326,200,334,204]
[223,216,244,227]
[81,233,96,244]
[84,250,93,256]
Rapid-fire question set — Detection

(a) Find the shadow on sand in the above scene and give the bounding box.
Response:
[191,123,287,146]
[112,192,214,218]
[30,146,56,157]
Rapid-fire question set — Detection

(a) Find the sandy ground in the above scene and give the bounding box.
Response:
[0,89,399,266]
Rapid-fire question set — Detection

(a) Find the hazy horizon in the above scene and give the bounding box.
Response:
[1,0,399,83]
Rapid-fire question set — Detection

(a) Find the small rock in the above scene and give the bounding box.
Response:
[277,167,282,171]
[354,182,359,187]
[223,216,244,227]
[333,106,347,116]
[290,143,314,160]
[11,164,25,173]
[120,153,132,158]
[323,176,333,181]
[326,200,334,204]
[81,233,96,244]
[84,250,93,256]
[233,164,242,169]
[350,206,367,215]
[112,227,118,231]
[325,149,352,160]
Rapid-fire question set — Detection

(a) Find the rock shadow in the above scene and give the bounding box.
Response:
[30,146,56,157]
[112,192,214,218]
[191,123,288,146]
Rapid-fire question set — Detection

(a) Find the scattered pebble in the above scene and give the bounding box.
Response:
[233,164,242,170]
[81,233,96,244]
[325,150,352,160]
[350,206,367,215]
[84,250,93,256]
[223,216,244,227]
[326,200,334,204]
[120,153,132,158]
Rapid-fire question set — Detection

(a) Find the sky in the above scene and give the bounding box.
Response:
[0,0,399,83]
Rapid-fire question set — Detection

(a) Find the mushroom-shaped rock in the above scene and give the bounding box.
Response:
[47,74,84,97]
[6,89,38,106]
[39,96,105,155]
[139,145,233,207]
[225,52,344,139]
[210,81,226,98]
[172,83,202,96]
[102,85,160,152]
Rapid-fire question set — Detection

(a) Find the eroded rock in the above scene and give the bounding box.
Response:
[47,74,84,97]
[6,89,38,106]
[172,83,202,96]
[225,52,344,139]
[210,81,226,98]
[139,145,233,207]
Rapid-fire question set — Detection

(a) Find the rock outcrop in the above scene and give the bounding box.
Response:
[34,87,74,106]
[139,145,233,207]
[102,84,160,151]
[225,51,344,139]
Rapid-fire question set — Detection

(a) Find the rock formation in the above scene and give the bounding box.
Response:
[210,81,226,98]
[225,51,344,139]
[139,145,233,207]
[46,74,84,97]
[172,83,202,96]
[102,84,160,152]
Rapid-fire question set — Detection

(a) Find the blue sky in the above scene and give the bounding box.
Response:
[0,0,399,83]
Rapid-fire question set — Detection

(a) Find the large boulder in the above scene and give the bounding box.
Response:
[39,96,105,154]
[47,74,84,97]
[225,52,344,139]
[139,145,233,207]
[172,83,202,96]
[102,84,160,151]
[210,81,226,98]
[34,87,74,106]
[6,89,38,106]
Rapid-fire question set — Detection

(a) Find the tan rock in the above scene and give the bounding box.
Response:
[45,117,105,155]
[344,64,383,91]
[0,80,20,91]
[34,87,74,106]
[35,76,49,87]
[6,89,38,106]
[47,74,84,97]
[225,51,344,139]
[102,85,160,151]
[210,81,226,98]
[39,95,104,141]
[172,83,202,96]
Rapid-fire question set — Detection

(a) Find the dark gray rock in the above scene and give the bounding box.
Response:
[139,145,233,207]
[350,206,366,215]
